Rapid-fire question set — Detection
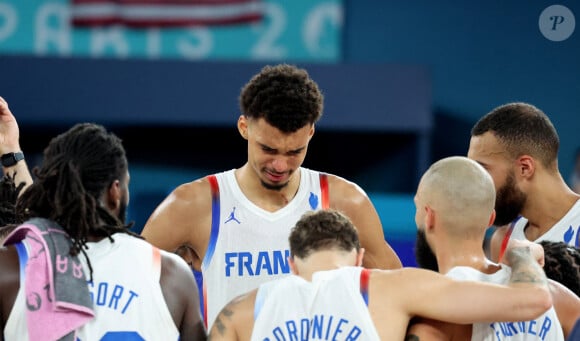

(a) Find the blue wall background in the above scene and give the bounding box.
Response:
[344,1,579,176]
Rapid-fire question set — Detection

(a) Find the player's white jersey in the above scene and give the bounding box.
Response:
[508,199,580,247]
[446,266,564,341]
[4,233,180,341]
[202,167,329,330]
[251,266,380,341]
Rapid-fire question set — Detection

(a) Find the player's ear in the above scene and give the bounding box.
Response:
[425,205,435,231]
[516,155,535,179]
[106,179,121,211]
[488,209,497,227]
[288,256,298,275]
[238,115,249,140]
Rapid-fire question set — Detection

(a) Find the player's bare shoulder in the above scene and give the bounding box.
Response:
[169,176,212,209]
[325,173,370,208]
[146,177,212,227]
[141,176,214,262]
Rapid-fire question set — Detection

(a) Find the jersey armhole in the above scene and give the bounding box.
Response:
[319,173,329,209]
[15,241,28,283]
[360,268,371,306]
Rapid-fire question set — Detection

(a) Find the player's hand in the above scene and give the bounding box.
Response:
[0,96,21,154]
[504,239,545,267]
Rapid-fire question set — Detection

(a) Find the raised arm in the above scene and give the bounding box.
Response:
[328,175,402,269]
[0,97,33,192]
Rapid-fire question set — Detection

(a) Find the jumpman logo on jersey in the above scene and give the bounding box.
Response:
[225,207,241,224]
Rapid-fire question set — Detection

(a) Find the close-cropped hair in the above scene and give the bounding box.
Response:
[471,102,559,170]
[540,240,580,296]
[239,64,324,133]
[289,209,360,259]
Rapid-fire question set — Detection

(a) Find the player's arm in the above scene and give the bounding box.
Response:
[396,245,551,324]
[160,251,207,340]
[0,96,33,193]
[405,317,455,341]
[0,245,20,339]
[549,279,580,339]
[208,291,255,341]
[141,179,211,270]
[328,175,402,269]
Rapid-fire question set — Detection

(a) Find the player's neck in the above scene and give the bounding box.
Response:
[296,251,356,281]
[438,242,499,275]
[521,184,579,234]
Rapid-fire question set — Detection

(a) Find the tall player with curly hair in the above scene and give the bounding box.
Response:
[141,64,402,330]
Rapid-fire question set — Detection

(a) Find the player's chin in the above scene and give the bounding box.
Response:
[260,177,288,191]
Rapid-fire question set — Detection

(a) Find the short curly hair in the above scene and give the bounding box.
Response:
[540,240,580,296]
[289,209,360,259]
[239,64,324,133]
[471,102,559,171]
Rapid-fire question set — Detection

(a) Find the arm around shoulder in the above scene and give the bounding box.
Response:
[406,317,459,341]
[397,261,550,325]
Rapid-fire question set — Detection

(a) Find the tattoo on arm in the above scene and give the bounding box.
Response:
[213,307,233,336]
[506,247,547,285]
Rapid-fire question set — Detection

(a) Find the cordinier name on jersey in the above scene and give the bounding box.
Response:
[259,314,363,341]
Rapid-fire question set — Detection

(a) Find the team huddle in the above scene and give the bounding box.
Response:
[0,64,579,341]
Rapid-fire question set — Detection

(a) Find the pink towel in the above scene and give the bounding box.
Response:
[4,218,95,341]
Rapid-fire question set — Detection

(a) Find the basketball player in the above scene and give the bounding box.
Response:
[208,209,553,341]
[467,102,580,262]
[540,240,580,296]
[0,123,206,340]
[141,64,402,329]
[408,156,579,340]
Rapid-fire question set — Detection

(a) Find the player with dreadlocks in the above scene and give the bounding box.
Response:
[0,172,25,242]
[541,240,580,297]
[1,122,206,340]
[15,123,136,266]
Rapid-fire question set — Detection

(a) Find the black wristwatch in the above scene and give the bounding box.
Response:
[1,152,24,167]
